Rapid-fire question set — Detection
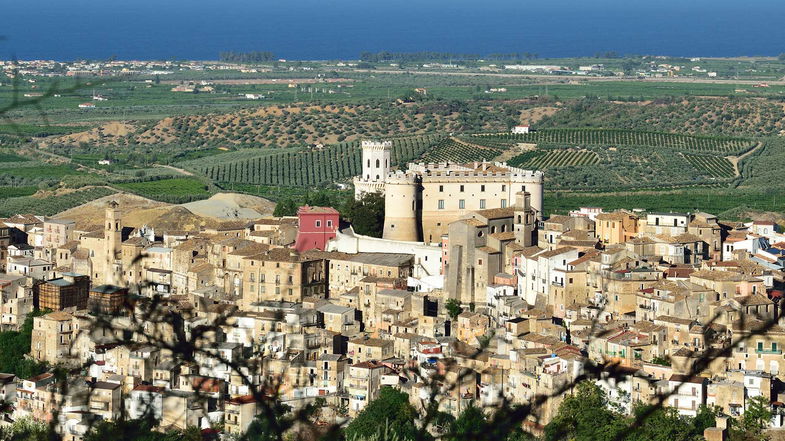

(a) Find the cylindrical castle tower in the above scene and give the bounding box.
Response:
[382,172,421,242]
[509,169,544,220]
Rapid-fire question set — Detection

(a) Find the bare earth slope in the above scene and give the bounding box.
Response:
[55,192,276,231]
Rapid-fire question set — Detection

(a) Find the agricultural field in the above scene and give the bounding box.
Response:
[113,177,212,203]
[0,187,117,217]
[509,149,599,168]
[683,154,735,178]
[472,128,754,154]
[421,137,501,163]
[538,98,785,137]
[183,135,443,187]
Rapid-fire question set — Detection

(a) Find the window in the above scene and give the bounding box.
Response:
[502,184,506,191]
[757,341,764,351]
[773,342,779,352]
[460,185,465,192]
[439,185,444,192]
[478,259,483,266]
[375,159,380,168]
[327,220,333,227]
[481,185,485,192]
[438,200,445,210]
[459,200,465,209]
[501,199,507,208]
[479,199,486,209]
[315,220,321,227]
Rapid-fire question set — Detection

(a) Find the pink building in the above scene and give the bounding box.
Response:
[293,206,340,253]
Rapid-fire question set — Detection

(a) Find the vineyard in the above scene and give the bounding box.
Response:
[508,150,600,169]
[469,128,755,154]
[683,154,735,178]
[421,138,502,163]
[181,135,443,187]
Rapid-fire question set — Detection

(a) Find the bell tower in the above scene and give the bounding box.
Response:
[104,201,122,284]
[514,192,535,247]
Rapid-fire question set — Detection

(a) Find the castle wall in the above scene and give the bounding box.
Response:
[382,176,420,242]
[327,228,442,278]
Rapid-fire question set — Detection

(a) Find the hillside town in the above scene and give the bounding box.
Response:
[0,140,784,440]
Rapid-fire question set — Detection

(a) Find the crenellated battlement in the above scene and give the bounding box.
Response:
[360,140,392,151]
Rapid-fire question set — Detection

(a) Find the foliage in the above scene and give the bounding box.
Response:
[345,387,423,441]
[83,416,199,441]
[545,381,719,441]
[0,309,48,379]
[445,298,463,320]
[341,192,384,238]
[651,356,672,366]
[240,402,293,441]
[273,198,298,217]
[730,395,772,441]
[0,417,49,441]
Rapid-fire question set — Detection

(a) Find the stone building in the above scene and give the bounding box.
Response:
[353,140,544,244]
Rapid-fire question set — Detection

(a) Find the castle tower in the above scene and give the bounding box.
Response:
[527,173,544,221]
[104,201,122,285]
[353,140,392,200]
[382,173,421,242]
[514,192,535,247]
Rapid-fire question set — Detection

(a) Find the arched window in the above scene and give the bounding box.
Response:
[367,159,370,168]
[376,159,380,168]
[376,175,380,180]
[517,215,522,223]
[491,226,496,234]
[501,225,507,232]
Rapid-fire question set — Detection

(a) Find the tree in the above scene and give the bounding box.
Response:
[273,198,297,217]
[241,402,292,441]
[448,404,487,441]
[83,417,186,441]
[734,395,772,441]
[0,309,48,379]
[341,192,384,238]
[544,381,624,441]
[445,298,463,320]
[345,387,424,441]
[0,417,49,441]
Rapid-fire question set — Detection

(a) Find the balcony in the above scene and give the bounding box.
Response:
[756,348,782,355]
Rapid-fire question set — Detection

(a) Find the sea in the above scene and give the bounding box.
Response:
[2,0,785,61]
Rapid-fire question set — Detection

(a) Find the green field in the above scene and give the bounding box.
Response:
[184,135,443,187]
[0,187,116,217]
[421,138,501,163]
[114,177,211,202]
[545,187,785,220]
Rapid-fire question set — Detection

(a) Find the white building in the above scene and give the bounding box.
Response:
[667,374,707,417]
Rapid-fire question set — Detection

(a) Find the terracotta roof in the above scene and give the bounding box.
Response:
[596,211,636,222]
[474,207,515,220]
[537,247,575,259]
[489,231,515,241]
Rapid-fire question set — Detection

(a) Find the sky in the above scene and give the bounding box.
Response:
[1,0,784,60]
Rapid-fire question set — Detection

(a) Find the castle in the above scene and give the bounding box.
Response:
[353,140,544,245]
